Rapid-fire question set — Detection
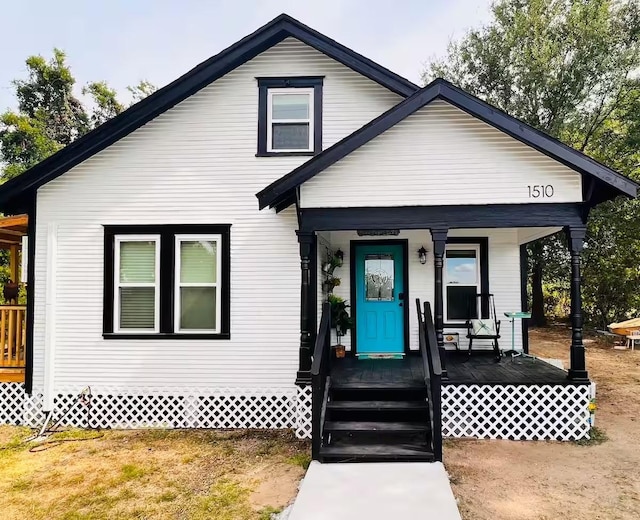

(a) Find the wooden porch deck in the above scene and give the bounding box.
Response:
[330,352,582,386]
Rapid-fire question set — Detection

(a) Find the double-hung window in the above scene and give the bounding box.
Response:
[267,89,314,152]
[104,225,230,339]
[444,244,482,323]
[175,235,221,333]
[114,236,160,333]
[257,77,323,156]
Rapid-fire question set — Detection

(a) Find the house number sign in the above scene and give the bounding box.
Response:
[527,184,554,198]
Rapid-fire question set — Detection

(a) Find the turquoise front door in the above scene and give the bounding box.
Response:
[354,243,405,355]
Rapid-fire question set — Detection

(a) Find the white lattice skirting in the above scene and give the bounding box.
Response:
[0,383,25,424]
[295,385,312,439]
[0,385,316,434]
[442,383,592,441]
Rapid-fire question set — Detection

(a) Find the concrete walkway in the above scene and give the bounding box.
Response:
[288,461,462,520]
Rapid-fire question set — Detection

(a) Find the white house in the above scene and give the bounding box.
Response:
[0,14,636,462]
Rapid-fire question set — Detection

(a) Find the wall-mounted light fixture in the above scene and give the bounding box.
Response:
[417,246,428,265]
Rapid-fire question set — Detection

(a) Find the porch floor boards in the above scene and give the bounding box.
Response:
[331,352,580,386]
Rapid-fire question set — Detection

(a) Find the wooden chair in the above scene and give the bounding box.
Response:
[466,293,501,361]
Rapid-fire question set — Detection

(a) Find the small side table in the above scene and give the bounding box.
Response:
[443,332,460,351]
[503,311,532,360]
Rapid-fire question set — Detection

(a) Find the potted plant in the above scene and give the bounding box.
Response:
[322,276,341,294]
[328,294,353,358]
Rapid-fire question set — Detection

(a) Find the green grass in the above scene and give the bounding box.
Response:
[119,463,147,481]
[257,506,283,519]
[287,452,311,469]
[573,426,608,446]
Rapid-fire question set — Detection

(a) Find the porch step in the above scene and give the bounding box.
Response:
[327,400,428,411]
[325,421,430,433]
[330,384,427,402]
[319,442,435,463]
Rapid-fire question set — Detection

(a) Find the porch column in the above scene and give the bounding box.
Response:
[431,228,448,380]
[296,230,316,385]
[565,225,589,381]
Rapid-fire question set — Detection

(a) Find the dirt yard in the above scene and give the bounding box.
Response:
[447,326,640,520]
[0,428,308,519]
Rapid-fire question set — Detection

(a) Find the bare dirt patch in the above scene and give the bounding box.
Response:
[0,428,309,520]
[446,326,640,520]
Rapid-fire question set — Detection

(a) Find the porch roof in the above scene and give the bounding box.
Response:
[0,214,27,249]
[257,78,639,212]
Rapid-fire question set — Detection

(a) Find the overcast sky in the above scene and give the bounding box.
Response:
[0,0,493,110]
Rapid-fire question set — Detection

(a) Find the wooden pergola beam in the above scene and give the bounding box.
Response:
[0,214,28,229]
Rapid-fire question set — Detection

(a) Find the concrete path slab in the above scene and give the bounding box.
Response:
[288,461,461,520]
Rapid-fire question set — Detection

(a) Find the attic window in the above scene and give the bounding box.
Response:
[257,77,323,156]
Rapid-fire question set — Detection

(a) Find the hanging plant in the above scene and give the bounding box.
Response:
[322,276,341,293]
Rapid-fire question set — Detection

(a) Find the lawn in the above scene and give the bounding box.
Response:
[446,326,640,520]
[0,427,309,520]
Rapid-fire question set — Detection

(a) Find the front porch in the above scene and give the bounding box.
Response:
[331,352,575,387]
[331,353,592,441]
[0,214,28,383]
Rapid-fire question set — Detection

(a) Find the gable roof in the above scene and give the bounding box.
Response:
[257,78,638,211]
[0,13,419,212]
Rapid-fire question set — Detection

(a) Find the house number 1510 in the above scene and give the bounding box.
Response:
[528,185,554,198]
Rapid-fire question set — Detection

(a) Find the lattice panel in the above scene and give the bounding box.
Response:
[295,385,312,439]
[0,383,25,425]
[30,388,298,430]
[442,384,591,441]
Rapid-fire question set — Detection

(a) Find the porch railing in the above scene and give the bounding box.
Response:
[416,299,443,462]
[311,301,331,460]
[0,305,27,370]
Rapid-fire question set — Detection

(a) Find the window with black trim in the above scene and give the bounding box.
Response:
[443,238,489,324]
[257,77,323,156]
[104,225,231,339]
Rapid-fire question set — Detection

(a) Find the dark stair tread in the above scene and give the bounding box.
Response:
[331,381,425,390]
[327,400,428,411]
[325,420,430,432]
[319,443,434,461]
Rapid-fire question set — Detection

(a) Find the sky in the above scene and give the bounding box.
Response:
[0,0,493,111]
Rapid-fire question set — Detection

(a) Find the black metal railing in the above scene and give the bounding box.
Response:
[416,299,443,462]
[311,302,331,460]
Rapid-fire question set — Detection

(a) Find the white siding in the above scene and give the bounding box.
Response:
[317,229,523,352]
[33,38,402,393]
[300,100,583,208]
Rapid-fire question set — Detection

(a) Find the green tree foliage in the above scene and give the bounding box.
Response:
[0,49,155,182]
[426,0,640,326]
[0,49,156,300]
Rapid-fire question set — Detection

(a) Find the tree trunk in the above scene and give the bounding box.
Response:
[530,242,547,327]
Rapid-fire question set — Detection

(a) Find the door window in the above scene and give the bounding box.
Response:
[364,254,395,301]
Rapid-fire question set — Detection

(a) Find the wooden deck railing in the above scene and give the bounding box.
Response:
[0,305,27,370]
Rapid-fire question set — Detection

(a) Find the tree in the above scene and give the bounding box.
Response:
[425,0,640,325]
[0,49,155,182]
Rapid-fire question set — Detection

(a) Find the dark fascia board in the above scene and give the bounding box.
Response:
[257,78,638,210]
[298,203,586,231]
[0,13,418,209]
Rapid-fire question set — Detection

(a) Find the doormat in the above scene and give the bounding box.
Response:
[357,353,404,360]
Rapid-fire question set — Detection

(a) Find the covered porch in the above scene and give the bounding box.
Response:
[0,214,28,383]
[292,208,594,451]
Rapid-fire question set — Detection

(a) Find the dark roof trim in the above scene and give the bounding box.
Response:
[0,14,418,208]
[257,78,638,210]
